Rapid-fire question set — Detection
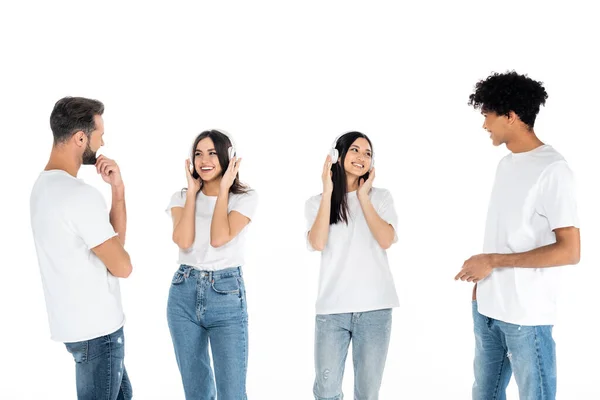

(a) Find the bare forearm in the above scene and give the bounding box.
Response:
[173,192,197,248]
[110,185,127,246]
[492,242,579,269]
[358,194,394,249]
[308,192,332,251]
[210,190,231,246]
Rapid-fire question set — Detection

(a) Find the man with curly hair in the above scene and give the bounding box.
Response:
[455,71,580,400]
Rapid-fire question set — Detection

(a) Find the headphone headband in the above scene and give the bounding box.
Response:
[190,129,237,160]
[328,131,374,171]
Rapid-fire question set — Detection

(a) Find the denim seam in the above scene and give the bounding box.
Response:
[490,321,504,400]
[242,321,248,399]
[196,276,203,322]
[84,340,89,363]
[491,356,507,400]
[106,335,113,400]
[533,327,546,399]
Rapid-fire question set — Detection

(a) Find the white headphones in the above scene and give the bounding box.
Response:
[213,129,237,159]
[329,131,374,171]
[190,129,237,160]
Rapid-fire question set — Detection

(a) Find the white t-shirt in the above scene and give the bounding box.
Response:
[166,189,258,271]
[477,145,579,326]
[30,170,125,342]
[305,187,400,315]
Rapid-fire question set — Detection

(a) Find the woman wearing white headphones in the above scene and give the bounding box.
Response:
[305,131,399,400]
[166,129,257,399]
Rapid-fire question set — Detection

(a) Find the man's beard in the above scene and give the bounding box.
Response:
[82,142,97,165]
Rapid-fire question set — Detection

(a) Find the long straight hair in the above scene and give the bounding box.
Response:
[184,130,250,195]
[330,131,372,225]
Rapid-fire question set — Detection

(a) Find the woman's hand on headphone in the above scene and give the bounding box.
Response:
[322,155,333,194]
[220,156,242,192]
[358,167,375,200]
[185,159,202,193]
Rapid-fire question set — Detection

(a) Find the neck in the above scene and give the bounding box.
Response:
[202,178,222,196]
[346,176,359,192]
[506,129,544,153]
[45,147,82,177]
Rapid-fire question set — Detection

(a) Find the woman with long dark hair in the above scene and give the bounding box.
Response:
[306,131,399,400]
[166,129,257,399]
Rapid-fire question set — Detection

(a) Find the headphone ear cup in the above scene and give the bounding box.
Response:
[228,146,236,159]
[330,148,339,164]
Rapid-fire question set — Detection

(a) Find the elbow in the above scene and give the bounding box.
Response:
[119,263,133,278]
[378,240,393,250]
[113,257,133,279]
[309,238,326,251]
[377,235,395,250]
[312,242,325,251]
[569,248,580,265]
[119,252,133,278]
[173,233,193,250]
[210,236,230,248]
[561,241,580,265]
[377,226,396,250]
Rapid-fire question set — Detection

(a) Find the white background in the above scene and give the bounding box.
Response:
[1,1,598,399]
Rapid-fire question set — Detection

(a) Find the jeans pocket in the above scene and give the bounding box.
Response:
[64,340,88,363]
[171,270,185,285]
[211,276,241,295]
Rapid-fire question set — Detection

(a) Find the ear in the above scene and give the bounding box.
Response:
[73,130,87,147]
[507,111,519,125]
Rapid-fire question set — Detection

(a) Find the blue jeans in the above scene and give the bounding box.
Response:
[472,301,556,400]
[313,309,392,400]
[64,326,132,400]
[167,265,248,400]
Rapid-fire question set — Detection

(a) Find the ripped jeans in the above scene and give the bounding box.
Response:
[64,326,132,400]
[472,301,556,400]
[313,309,392,400]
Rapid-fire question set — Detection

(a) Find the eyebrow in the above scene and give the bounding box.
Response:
[195,148,216,152]
[350,145,372,153]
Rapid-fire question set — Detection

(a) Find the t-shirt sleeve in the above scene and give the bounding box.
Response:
[166,190,187,218]
[305,196,320,251]
[70,186,117,249]
[377,189,399,244]
[230,190,258,221]
[537,161,580,230]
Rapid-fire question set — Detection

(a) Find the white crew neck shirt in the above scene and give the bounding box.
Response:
[30,170,125,342]
[166,189,258,271]
[477,145,579,326]
[305,187,400,315]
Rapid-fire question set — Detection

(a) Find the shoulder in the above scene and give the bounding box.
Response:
[370,187,392,202]
[229,190,258,213]
[71,181,104,203]
[537,146,572,177]
[540,159,573,182]
[536,145,566,164]
[305,193,322,208]
[170,189,187,202]
[231,189,258,203]
[498,153,512,167]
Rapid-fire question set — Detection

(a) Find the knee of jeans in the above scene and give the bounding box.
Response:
[314,390,343,400]
[314,368,342,399]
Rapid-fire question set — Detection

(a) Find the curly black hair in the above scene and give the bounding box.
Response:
[468,71,548,129]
